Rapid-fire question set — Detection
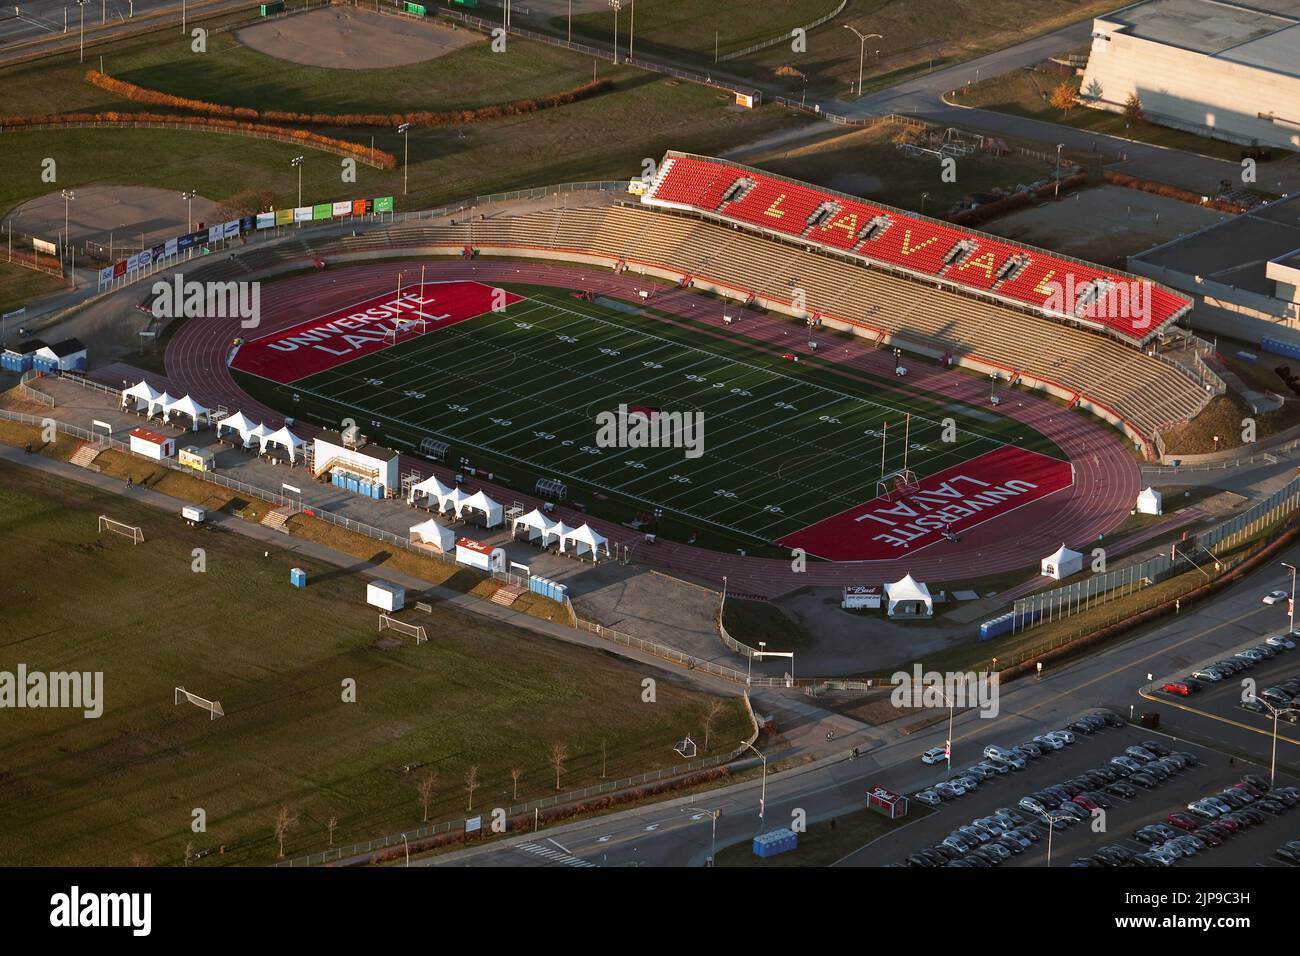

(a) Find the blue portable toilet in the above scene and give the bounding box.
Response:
[358,480,371,498]
[290,567,307,588]
[752,828,798,858]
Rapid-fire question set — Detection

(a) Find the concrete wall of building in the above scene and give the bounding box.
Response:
[1081,21,1300,150]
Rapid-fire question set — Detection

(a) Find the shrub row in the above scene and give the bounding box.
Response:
[85,71,614,128]
[950,172,1088,226]
[0,111,396,168]
[1103,170,1245,214]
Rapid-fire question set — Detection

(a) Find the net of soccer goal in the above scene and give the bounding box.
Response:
[99,515,145,544]
[378,614,427,644]
[175,686,225,719]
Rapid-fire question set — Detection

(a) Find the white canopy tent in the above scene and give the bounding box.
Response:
[884,574,933,618]
[439,485,472,517]
[121,380,160,411]
[247,422,274,451]
[409,518,455,553]
[1136,486,1163,516]
[1041,543,1083,580]
[512,508,551,543]
[461,490,503,528]
[408,474,454,507]
[148,390,176,419]
[560,523,611,561]
[262,425,305,462]
[541,517,573,548]
[165,394,210,431]
[215,410,257,444]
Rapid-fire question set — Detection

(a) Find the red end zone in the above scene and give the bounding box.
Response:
[230,280,522,384]
[776,445,1073,561]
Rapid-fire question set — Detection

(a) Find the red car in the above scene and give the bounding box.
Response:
[1167,812,1199,831]
[1163,681,1191,696]
[1213,816,1241,833]
[1073,795,1100,812]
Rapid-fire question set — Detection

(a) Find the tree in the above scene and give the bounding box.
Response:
[327,816,338,847]
[511,767,523,801]
[416,772,438,823]
[183,842,195,867]
[273,805,297,860]
[702,700,726,753]
[549,742,569,791]
[1050,81,1076,117]
[465,765,481,812]
[213,188,275,222]
[1123,92,1144,125]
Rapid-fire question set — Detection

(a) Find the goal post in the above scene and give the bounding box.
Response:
[876,469,920,502]
[175,686,225,719]
[99,515,144,544]
[379,613,427,644]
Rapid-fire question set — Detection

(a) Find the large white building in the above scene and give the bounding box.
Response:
[1080,0,1300,151]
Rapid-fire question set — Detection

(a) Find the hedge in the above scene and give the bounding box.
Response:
[84,71,614,128]
[1103,170,1245,214]
[0,111,396,169]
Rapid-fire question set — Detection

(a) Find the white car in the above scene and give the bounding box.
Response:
[1263,590,1288,605]
[1191,669,1224,682]
[922,747,947,765]
[1033,734,1064,751]
[1267,635,1296,650]
[1047,729,1075,745]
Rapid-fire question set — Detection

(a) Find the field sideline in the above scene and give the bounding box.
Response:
[233,281,1064,548]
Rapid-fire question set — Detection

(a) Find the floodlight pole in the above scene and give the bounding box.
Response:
[609,0,620,64]
[182,190,196,233]
[78,1,85,63]
[740,741,767,832]
[290,156,305,210]
[398,123,411,195]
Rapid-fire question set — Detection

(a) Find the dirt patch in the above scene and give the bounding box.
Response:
[5,186,220,253]
[235,8,481,70]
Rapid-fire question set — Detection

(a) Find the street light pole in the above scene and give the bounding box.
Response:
[61,189,74,271]
[397,123,411,195]
[842,26,882,98]
[1054,143,1065,198]
[1254,698,1300,788]
[741,741,767,831]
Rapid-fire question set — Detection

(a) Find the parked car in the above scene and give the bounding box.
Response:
[1167,812,1199,831]
[914,790,943,807]
[1033,735,1064,751]
[1162,681,1191,696]
[1111,755,1143,773]
[1192,668,1224,682]
[1106,782,1139,800]
[1129,772,1159,789]
[1266,635,1296,650]
[1126,746,1158,762]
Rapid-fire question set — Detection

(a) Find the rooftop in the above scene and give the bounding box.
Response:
[1102,0,1300,77]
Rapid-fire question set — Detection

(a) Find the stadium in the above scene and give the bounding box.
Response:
[140,149,1215,593]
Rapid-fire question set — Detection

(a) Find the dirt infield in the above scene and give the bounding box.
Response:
[5,186,220,253]
[234,7,481,69]
[983,185,1231,268]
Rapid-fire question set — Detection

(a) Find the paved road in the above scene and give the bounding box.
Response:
[427,535,1300,866]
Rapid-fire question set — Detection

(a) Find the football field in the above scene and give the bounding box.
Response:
[234,281,1067,553]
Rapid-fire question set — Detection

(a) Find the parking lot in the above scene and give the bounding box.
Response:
[876,712,1300,868]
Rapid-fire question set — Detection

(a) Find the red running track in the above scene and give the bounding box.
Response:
[165,260,1140,597]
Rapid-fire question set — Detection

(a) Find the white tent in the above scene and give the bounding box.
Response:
[216,410,257,443]
[409,518,455,553]
[247,422,274,450]
[1041,543,1084,580]
[408,474,453,507]
[885,574,933,618]
[262,424,305,462]
[461,490,503,528]
[122,380,159,410]
[439,485,472,517]
[560,523,611,561]
[1136,486,1163,516]
[512,508,551,543]
[148,390,175,419]
[541,517,573,548]
[165,394,210,431]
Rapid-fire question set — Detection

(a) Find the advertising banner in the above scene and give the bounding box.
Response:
[178,232,197,251]
[113,260,126,278]
[239,215,256,234]
[294,206,313,223]
[312,203,332,221]
[165,238,178,257]
[222,220,241,238]
[374,196,394,213]
[352,198,370,216]
[99,266,114,287]
[257,212,276,230]
[138,248,153,268]
[276,208,294,227]
[332,200,352,217]
[33,237,57,256]
[208,224,223,244]
[127,253,141,273]
[151,243,167,263]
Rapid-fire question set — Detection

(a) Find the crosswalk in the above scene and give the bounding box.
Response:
[515,842,597,867]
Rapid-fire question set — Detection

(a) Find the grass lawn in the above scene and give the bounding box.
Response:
[715,801,929,866]
[952,68,1262,163]
[0,460,751,866]
[746,123,1059,215]
[232,281,1061,551]
[723,597,816,652]
[0,260,68,318]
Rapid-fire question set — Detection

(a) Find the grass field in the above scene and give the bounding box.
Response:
[234,282,1060,552]
[0,259,67,317]
[0,460,750,866]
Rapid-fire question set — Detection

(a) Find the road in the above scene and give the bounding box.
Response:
[426,535,1300,866]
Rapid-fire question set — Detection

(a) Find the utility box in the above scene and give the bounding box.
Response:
[367,580,405,612]
[752,828,798,859]
[290,567,307,589]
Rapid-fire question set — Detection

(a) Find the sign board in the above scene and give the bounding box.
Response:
[735,92,755,109]
[867,786,908,819]
[842,584,882,609]
[32,238,56,256]
[464,815,481,834]
[374,196,395,214]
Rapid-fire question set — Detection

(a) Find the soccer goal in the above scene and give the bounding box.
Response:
[382,318,427,346]
[379,613,428,644]
[99,515,145,544]
[175,686,225,720]
[876,470,920,502]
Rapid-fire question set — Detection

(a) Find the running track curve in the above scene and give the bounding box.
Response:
[165,260,1140,597]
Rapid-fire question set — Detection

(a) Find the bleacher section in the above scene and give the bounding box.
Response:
[326,203,1207,445]
[644,152,1192,345]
